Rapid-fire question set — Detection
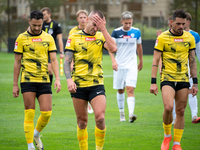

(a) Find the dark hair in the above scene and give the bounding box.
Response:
[90,10,104,19]
[172,9,186,21]
[40,7,51,14]
[186,12,192,22]
[30,10,43,20]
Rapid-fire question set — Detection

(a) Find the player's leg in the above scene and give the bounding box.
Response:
[113,69,126,121]
[73,97,88,150]
[161,83,175,150]
[90,94,106,150]
[125,67,137,123]
[34,83,52,150]
[23,92,36,150]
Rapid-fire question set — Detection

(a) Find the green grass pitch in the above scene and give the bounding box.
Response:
[0,52,199,150]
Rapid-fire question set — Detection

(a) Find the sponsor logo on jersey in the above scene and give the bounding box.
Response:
[32,38,42,42]
[123,35,131,39]
[85,37,96,41]
[174,38,183,42]
[14,42,18,49]
[66,39,72,47]
[155,39,159,46]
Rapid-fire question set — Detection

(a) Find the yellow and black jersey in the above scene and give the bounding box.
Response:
[65,30,106,87]
[154,30,195,82]
[69,26,81,36]
[14,30,57,83]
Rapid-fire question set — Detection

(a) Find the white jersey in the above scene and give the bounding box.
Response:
[111,26,142,69]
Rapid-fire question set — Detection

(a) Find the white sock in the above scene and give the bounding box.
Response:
[173,141,180,146]
[164,133,171,137]
[188,94,198,119]
[172,99,176,120]
[34,129,40,137]
[28,143,35,150]
[117,92,125,110]
[127,97,135,117]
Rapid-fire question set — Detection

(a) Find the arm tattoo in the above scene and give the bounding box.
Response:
[152,65,158,67]
[64,51,73,79]
[189,50,197,78]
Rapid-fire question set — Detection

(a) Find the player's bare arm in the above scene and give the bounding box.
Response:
[150,50,161,96]
[137,44,143,71]
[13,53,22,97]
[189,49,198,96]
[92,15,117,53]
[64,51,76,93]
[57,33,64,59]
[109,52,118,71]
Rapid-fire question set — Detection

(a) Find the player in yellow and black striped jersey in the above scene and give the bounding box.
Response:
[154,29,195,83]
[14,30,57,83]
[150,9,198,150]
[13,10,61,150]
[64,10,117,150]
[65,30,105,87]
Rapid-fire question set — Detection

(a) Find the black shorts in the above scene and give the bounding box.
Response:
[21,82,52,98]
[160,81,190,91]
[70,85,106,102]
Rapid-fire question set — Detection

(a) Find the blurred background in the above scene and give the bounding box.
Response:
[0,0,199,53]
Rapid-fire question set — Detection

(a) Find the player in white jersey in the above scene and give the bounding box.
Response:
[109,11,143,123]
[172,12,200,124]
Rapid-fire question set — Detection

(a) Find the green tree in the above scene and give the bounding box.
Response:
[169,0,200,32]
[29,0,62,13]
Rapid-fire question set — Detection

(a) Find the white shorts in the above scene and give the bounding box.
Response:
[113,68,138,89]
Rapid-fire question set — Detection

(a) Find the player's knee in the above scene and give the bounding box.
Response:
[77,117,88,128]
[118,89,124,94]
[176,108,185,117]
[164,105,173,113]
[41,111,52,122]
[95,115,105,125]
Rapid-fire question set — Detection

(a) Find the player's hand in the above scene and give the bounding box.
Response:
[157,30,162,37]
[54,79,61,93]
[150,84,158,96]
[60,53,64,59]
[138,61,143,71]
[67,78,77,93]
[13,85,20,97]
[191,84,198,97]
[92,14,106,32]
[112,61,118,71]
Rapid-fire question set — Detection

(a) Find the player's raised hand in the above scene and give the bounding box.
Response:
[92,14,106,32]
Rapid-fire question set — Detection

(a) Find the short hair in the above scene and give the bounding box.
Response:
[90,10,104,19]
[40,7,51,14]
[30,10,43,20]
[186,12,192,22]
[172,9,186,21]
[121,11,133,20]
[76,9,88,18]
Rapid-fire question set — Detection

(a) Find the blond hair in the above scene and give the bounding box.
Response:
[76,10,88,18]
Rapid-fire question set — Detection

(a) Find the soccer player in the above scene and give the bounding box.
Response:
[68,9,93,114]
[41,7,64,86]
[109,11,143,122]
[64,10,117,150]
[12,10,61,150]
[150,9,198,150]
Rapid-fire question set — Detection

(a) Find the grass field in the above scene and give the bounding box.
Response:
[0,52,200,150]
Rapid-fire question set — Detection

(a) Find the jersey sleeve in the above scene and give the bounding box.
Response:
[137,30,142,44]
[48,35,57,52]
[55,23,62,35]
[65,35,75,52]
[189,35,196,51]
[14,34,23,54]
[154,35,164,52]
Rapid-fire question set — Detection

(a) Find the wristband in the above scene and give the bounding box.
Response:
[193,78,198,84]
[151,78,156,84]
[60,52,64,54]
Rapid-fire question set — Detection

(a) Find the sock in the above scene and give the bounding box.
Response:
[35,111,52,133]
[24,109,35,144]
[188,94,198,119]
[163,122,172,137]
[117,92,125,110]
[34,128,40,137]
[28,143,35,149]
[173,128,183,145]
[127,97,135,117]
[77,125,88,150]
[49,74,53,86]
[95,126,106,150]
[172,100,176,120]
